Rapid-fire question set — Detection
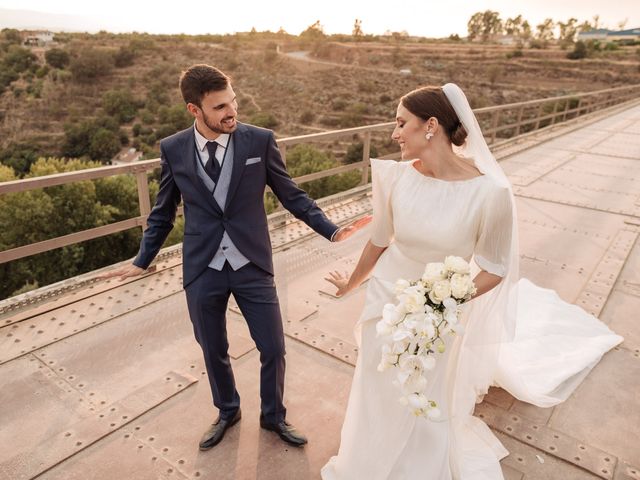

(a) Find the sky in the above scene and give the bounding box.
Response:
[0,0,637,38]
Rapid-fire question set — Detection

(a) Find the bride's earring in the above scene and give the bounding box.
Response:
[425,131,434,141]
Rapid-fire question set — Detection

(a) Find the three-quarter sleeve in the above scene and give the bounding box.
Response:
[370,158,400,247]
[474,185,514,277]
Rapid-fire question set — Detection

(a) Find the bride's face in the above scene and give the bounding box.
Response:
[392,103,428,159]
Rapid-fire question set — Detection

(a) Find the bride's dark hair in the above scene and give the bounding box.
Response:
[400,86,468,146]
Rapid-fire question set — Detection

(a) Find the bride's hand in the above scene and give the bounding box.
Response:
[324,270,352,297]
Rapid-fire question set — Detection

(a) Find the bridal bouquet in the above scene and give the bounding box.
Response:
[376,256,476,420]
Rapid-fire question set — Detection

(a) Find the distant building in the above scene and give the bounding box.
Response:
[23,31,55,47]
[399,68,412,75]
[606,28,640,41]
[577,28,640,42]
[496,35,518,45]
[112,148,143,165]
[577,28,611,41]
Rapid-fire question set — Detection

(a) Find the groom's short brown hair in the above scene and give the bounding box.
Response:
[179,64,231,107]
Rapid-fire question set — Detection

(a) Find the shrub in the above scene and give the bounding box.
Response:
[249,112,279,129]
[3,45,37,73]
[45,48,70,69]
[102,89,139,123]
[344,142,379,164]
[114,46,136,67]
[69,48,114,83]
[567,41,587,60]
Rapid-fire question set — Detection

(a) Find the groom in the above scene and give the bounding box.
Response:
[103,64,369,449]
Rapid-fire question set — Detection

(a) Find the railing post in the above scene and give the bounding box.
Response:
[533,102,544,130]
[562,99,571,122]
[550,100,559,125]
[280,143,287,164]
[135,168,151,232]
[490,109,501,144]
[575,98,583,117]
[514,104,524,136]
[360,132,371,185]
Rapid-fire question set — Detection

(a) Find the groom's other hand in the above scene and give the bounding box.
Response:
[97,264,153,282]
[332,215,373,242]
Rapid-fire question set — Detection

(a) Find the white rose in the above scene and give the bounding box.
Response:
[450,273,474,299]
[402,291,426,313]
[394,278,411,296]
[428,279,451,304]
[422,262,446,286]
[444,255,471,275]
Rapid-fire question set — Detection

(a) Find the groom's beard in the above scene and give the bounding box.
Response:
[202,111,237,134]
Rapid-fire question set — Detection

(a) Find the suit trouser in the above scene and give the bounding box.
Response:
[185,262,286,423]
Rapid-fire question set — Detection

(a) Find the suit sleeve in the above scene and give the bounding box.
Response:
[264,132,339,241]
[133,143,182,269]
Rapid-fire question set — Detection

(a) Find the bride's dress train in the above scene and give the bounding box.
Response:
[321,159,623,480]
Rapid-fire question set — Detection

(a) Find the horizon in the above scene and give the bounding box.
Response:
[0,1,638,38]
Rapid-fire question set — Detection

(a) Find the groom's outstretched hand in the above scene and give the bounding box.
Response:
[97,263,153,282]
[332,215,372,242]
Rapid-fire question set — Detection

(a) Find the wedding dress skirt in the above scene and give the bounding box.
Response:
[321,160,623,479]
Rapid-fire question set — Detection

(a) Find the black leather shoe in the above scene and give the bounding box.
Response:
[260,416,308,447]
[199,409,241,451]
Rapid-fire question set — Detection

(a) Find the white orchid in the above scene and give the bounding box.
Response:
[378,257,475,421]
[444,255,471,275]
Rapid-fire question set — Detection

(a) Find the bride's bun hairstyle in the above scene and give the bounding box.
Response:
[401,86,468,146]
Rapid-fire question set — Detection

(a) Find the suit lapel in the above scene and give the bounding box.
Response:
[225,123,250,207]
[183,130,223,214]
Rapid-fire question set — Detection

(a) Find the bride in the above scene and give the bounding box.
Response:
[321,84,623,479]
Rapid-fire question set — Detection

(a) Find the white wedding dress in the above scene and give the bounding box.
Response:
[321,158,623,480]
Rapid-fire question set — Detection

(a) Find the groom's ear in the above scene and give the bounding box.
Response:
[186,103,199,118]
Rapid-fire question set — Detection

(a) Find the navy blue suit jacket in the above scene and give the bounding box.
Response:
[133,122,339,287]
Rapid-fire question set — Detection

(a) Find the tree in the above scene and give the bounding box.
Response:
[89,128,121,161]
[45,48,70,69]
[617,18,628,31]
[353,19,364,38]
[344,142,378,164]
[3,45,37,72]
[69,48,115,83]
[504,15,523,36]
[1,28,22,45]
[0,157,153,299]
[0,142,39,176]
[467,10,503,42]
[558,18,579,47]
[520,21,532,41]
[285,145,359,199]
[536,18,555,46]
[300,20,325,41]
[63,117,123,162]
[103,89,139,123]
[467,12,483,41]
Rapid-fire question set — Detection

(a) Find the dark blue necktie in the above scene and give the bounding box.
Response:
[204,141,220,183]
